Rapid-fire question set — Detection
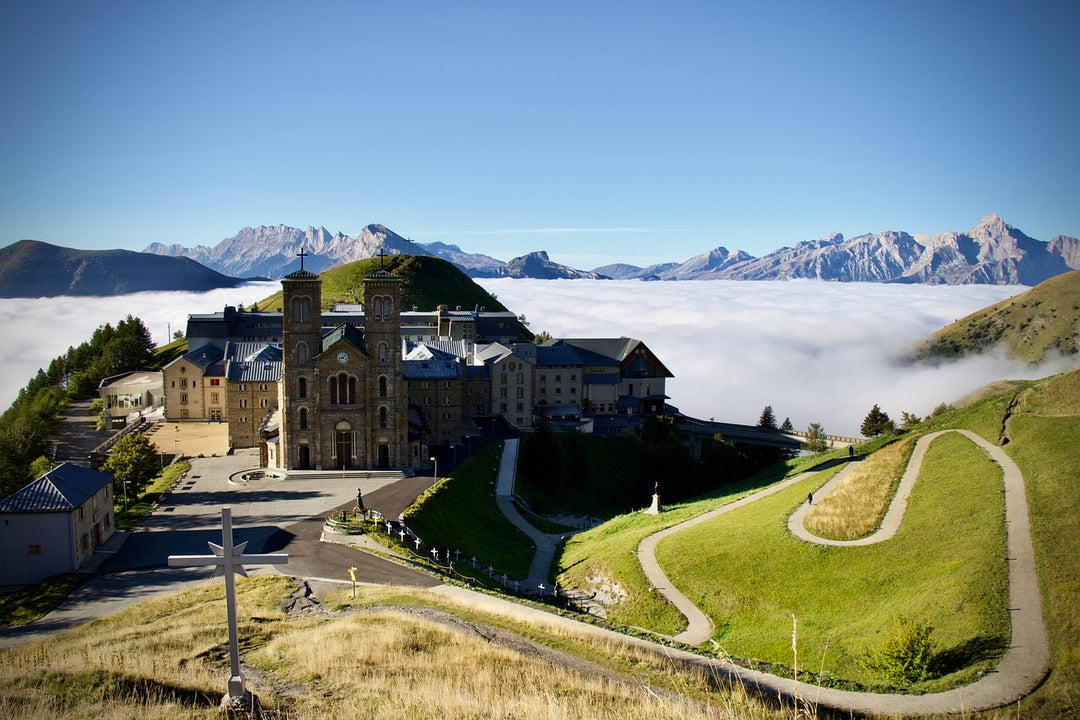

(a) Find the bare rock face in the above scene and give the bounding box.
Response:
[138,214,1078,285]
[667,214,1073,285]
[1049,234,1080,270]
[496,250,604,279]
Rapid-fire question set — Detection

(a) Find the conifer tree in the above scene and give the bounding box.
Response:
[861,404,895,437]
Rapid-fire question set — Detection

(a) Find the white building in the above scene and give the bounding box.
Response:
[0,463,115,587]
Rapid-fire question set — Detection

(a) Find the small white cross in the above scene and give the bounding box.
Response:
[168,507,288,698]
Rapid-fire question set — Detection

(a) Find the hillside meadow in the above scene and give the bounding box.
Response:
[556,369,1080,718]
[0,575,804,720]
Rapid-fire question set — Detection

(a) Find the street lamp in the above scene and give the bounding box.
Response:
[450,444,457,473]
[430,456,437,481]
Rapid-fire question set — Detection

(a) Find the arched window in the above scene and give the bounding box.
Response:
[379,406,388,429]
[299,407,308,430]
[291,296,310,323]
[379,342,388,364]
[329,376,338,404]
[378,376,388,398]
[298,377,307,399]
[297,342,308,365]
[347,376,357,404]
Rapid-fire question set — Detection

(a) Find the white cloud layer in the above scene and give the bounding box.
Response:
[478,279,1077,436]
[2,280,1074,438]
[0,283,278,410]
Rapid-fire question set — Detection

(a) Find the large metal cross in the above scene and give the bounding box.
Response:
[296,247,309,271]
[168,506,288,698]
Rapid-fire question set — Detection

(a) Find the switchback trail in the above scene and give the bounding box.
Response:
[636,429,1050,714]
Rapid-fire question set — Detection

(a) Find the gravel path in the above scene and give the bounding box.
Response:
[635,429,1051,714]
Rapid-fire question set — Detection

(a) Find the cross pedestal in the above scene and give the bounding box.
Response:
[168,507,288,699]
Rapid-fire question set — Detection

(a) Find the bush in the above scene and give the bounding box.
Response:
[863,615,936,685]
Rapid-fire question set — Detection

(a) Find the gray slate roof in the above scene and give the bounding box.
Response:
[224,342,283,382]
[0,463,112,513]
[321,324,367,354]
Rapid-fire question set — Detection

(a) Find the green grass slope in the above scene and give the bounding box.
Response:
[558,370,1080,714]
[658,432,1008,690]
[908,268,1080,362]
[257,254,515,317]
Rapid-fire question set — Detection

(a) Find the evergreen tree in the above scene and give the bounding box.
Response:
[780,417,794,432]
[861,404,895,437]
[757,405,778,430]
[805,422,829,453]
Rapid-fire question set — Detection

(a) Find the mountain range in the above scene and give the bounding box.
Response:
[144,214,1078,286]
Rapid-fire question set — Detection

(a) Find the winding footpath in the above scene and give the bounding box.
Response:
[635,430,1050,714]
[493,439,567,591]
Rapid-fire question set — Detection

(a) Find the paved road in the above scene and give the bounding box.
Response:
[636,430,1051,714]
[0,451,436,649]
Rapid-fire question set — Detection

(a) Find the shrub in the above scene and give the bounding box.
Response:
[863,615,936,686]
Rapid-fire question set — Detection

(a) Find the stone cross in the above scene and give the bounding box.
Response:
[167,507,288,698]
[297,247,309,271]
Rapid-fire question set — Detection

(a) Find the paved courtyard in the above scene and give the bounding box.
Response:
[0,448,437,649]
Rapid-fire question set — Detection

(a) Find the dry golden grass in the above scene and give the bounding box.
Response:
[803,438,915,540]
[0,576,798,719]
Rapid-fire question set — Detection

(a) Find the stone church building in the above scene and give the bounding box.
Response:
[161,258,675,474]
[277,265,409,471]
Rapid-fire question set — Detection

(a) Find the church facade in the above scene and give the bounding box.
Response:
[278,266,409,470]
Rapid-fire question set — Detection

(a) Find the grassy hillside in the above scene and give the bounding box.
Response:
[557,370,1080,715]
[658,432,1008,690]
[0,575,801,719]
[908,268,1080,362]
[257,254,513,316]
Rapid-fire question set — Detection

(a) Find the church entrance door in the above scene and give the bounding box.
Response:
[297,445,310,470]
[377,443,390,469]
[336,430,353,469]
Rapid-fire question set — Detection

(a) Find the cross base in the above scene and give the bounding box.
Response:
[220,686,261,718]
[228,674,246,697]
[644,493,662,515]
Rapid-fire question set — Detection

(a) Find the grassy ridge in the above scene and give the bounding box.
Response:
[908,268,1080,362]
[257,254,513,316]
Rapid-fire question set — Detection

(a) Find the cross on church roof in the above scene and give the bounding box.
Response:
[378,248,386,269]
[168,507,288,699]
[297,247,309,271]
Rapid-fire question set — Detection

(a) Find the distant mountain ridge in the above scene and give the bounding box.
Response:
[0,240,251,298]
[141,214,1078,286]
[607,214,1076,285]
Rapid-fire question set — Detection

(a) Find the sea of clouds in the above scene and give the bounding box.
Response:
[478,279,1074,436]
[2,279,1072,437]
[0,282,279,411]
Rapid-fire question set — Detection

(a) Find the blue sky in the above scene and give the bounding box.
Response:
[2,1,1077,268]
